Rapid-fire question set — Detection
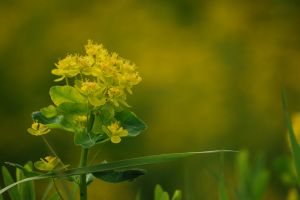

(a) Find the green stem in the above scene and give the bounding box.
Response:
[79,148,89,200]
[52,179,64,200]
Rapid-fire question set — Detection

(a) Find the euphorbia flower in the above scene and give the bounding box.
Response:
[27,122,50,136]
[34,156,59,171]
[107,122,128,143]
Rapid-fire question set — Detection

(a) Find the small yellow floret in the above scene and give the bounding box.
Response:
[34,156,59,171]
[107,122,128,144]
[80,81,100,96]
[27,122,50,136]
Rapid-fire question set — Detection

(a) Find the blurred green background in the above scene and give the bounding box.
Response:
[1,0,300,199]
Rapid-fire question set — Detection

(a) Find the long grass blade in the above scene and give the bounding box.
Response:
[2,166,21,200]
[0,150,237,195]
[282,89,300,187]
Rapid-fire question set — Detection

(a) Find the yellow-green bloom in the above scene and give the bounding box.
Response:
[34,156,59,171]
[107,122,128,143]
[52,55,80,81]
[80,81,101,96]
[79,81,106,106]
[85,40,108,57]
[27,122,50,136]
[52,40,142,108]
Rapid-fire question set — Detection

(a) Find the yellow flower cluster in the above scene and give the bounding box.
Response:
[52,40,142,107]
[107,122,128,143]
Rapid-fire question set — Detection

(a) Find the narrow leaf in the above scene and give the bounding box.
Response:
[2,166,21,200]
[172,190,182,200]
[218,174,229,200]
[22,162,36,200]
[93,169,146,183]
[0,150,237,195]
[155,185,164,200]
[155,185,170,200]
[16,163,36,200]
[282,90,300,187]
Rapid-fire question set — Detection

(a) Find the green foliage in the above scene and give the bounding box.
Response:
[154,184,182,200]
[218,173,229,200]
[1,163,36,200]
[16,162,36,200]
[0,151,234,195]
[2,166,21,200]
[282,90,300,187]
[235,150,270,200]
[50,85,86,106]
[32,111,74,132]
[273,156,297,187]
[115,110,147,137]
[93,168,146,183]
[47,193,60,200]
[217,151,270,200]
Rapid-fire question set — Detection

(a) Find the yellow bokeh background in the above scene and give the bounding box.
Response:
[1,0,300,199]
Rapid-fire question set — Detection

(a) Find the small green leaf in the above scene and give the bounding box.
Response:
[115,110,147,137]
[50,86,86,106]
[155,185,170,200]
[99,104,115,124]
[93,169,146,183]
[74,130,96,149]
[57,102,88,115]
[16,162,36,200]
[155,185,164,200]
[172,190,182,200]
[2,166,21,200]
[32,111,75,132]
[41,105,57,118]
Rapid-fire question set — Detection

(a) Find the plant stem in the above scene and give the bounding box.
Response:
[52,179,64,200]
[79,148,89,200]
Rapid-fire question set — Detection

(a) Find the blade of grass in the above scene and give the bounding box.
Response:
[41,181,54,200]
[16,167,36,200]
[0,150,237,195]
[2,166,21,200]
[218,153,229,200]
[281,89,300,187]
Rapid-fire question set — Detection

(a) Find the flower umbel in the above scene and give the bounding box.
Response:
[27,122,51,136]
[52,40,142,107]
[107,122,128,143]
